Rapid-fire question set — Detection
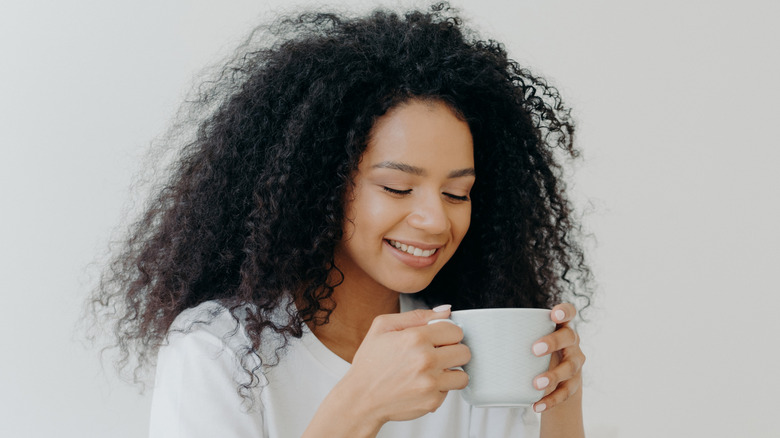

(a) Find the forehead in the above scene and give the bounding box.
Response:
[362,100,474,167]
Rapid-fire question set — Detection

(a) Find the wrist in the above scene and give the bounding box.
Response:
[333,376,386,435]
[540,386,584,438]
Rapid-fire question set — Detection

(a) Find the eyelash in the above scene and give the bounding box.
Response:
[446,193,470,202]
[383,187,412,195]
[382,187,469,202]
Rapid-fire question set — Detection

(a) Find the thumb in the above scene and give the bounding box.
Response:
[370,304,452,334]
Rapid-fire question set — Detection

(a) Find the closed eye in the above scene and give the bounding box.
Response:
[383,186,412,196]
[444,193,470,202]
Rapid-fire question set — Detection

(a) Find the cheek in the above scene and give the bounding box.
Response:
[346,190,401,241]
[362,197,391,221]
[452,207,472,241]
[356,191,401,225]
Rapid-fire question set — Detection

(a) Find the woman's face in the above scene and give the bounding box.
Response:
[335,99,475,295]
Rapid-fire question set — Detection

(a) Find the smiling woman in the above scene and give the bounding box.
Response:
[89,3,592,437]
[335,100,475,295]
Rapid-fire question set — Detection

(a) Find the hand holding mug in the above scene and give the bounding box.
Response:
[530,303,585,414]
[441,302,584,410]
[343,308,470,424]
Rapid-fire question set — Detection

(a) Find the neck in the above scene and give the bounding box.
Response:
[306,275,401,363]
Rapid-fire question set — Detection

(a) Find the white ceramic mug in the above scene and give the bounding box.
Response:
[448,308,556,407]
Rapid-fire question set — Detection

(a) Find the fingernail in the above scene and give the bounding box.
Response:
[534,403,546,413]
[432,304,451,313]
[535,376,549,390]
[427,319,456,325]
[554,309,565,322]
[532,342,548,356]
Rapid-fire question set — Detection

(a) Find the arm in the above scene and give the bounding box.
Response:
[533,303,586,438]
[301,308,470,438]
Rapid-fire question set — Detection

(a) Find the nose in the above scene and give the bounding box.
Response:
[406,196,450,235]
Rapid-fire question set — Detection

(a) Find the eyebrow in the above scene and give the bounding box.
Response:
[371,161,476,178]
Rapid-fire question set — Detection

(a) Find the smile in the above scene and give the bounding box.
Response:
[386,239,439,257]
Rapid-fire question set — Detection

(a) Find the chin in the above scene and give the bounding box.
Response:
[387,278,435,294]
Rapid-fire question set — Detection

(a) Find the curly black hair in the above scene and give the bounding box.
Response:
[90,3,592,388]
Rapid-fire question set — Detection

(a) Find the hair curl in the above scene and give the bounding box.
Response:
[90,3,592,391]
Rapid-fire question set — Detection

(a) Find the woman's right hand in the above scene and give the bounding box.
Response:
[303,306,470,437]
[348,307,470,423]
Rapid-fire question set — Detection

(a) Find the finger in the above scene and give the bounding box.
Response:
[438,368,469,391]
[434,343,471,369]
[534,349,585,392]
[533,374,582,413]
[532,325,578,357]
[424,319,464,346]
[550,303,577,324]
[370,305,451,334]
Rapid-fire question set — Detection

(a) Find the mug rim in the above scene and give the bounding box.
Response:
[450,308,551,315]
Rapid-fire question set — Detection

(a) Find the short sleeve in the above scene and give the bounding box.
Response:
[148,328,265,438]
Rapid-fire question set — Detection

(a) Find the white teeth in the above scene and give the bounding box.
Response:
[388,240,437,257]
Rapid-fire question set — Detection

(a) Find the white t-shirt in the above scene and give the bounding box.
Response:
[149,295,539,437]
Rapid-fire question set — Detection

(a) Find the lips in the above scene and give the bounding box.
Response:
[384,238,441,269]
[385,239,440,257]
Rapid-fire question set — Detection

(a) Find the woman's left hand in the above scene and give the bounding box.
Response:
[530,302,585,413]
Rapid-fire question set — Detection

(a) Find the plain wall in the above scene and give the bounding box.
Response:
[1,1,778,437]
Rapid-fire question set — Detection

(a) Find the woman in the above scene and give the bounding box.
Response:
[92,4,592,437]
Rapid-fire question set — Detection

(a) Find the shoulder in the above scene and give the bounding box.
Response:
[158,302,254,378]
[155,301,268,396]
[163,299,293,368]
[166,301,249,352]
[150,301,267,436]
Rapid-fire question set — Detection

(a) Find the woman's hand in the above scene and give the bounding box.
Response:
[303,307,470,438]
[348,307,470,422]
[531,303,585,414]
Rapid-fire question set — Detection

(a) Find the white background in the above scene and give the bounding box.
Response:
[2,1,778,437]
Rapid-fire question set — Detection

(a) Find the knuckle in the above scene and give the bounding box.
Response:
[451,325,464,343]
[544,337,557,353]
[372,314,391,328]
[418,374,438,393]
[560,378,578,397]
[553,388,570,406]
[422,354,437,370]
[456,371,469,389]
[403,329,427,346]
[546,368,561,386]
[545,383,570,408]
[410,309,429,320]
[552,327,574,349]
[461,344,472,363]
[563,358,578,376]
[415,351,437,370]
[424,396,443,413]
[568,327,579,346]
